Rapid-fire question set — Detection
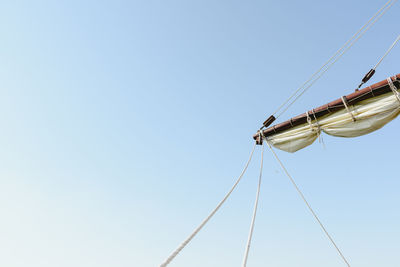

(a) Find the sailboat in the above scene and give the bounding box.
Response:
[160,0,399,266]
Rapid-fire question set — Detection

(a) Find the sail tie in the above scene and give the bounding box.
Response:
[306,111,322,134]
[387,77,400,103]
[306,111,315,132]
[311,109,325,147]
[341,96,356,122]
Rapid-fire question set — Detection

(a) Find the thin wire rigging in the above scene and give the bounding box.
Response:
[374,33,400,70]
[272,0,396,120]
[267,142,351,267]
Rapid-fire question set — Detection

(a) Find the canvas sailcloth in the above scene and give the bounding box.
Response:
[267,90,400,153]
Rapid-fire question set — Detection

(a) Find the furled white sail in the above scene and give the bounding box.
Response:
[267,91,400,152]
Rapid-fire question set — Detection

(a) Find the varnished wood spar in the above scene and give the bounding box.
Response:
[253,73,400,141]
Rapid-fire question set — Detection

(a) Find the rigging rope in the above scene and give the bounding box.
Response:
[266,142,351,267]
[357,33,400,89]
[271,0,396,120]
[160,142,257,267]
[242,140,264,267]
[374,34,400,70]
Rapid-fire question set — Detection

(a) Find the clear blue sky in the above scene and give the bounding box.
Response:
[0,1,399,266]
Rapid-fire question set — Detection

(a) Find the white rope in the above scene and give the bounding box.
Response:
[387,77,400,103]
[374,34,400,70]
[266,142,350,267]
[306,111,314,131]
[312,109,325,147]
[306,111,318,133]
[306,111,325,147]
[242,140,264,267]
[341,96,356,122]
[160,142,257,267]
[275,0,397,119]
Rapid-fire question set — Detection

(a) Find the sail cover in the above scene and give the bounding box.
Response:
[262,75,400,153]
